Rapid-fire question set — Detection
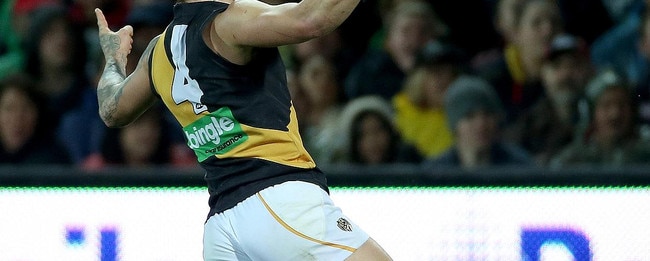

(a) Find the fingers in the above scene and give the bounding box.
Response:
[95,8,109,32]
[120,26,134,52]
[121,25,134,37]
[96,8,135,38]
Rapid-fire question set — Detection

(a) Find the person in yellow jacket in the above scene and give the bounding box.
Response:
[393,40,466,158]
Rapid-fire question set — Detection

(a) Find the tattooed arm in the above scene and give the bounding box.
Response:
[95,8,157,128]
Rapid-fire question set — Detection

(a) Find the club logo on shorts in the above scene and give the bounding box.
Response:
[337,218,352,232]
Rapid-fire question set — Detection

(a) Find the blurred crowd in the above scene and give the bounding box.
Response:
[1,0,650,172]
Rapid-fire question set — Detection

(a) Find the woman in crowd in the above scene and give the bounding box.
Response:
[0,73,70,164]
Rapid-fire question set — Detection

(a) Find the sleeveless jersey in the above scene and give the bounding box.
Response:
[148,2,327,217]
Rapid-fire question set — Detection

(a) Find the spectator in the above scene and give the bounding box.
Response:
[505,34,592,165]
[56,87,106,165]
[1,0,62,79]
[67,0,132,81]
[23,5,90,129]
[22,5,107,165]
[590,0,650,127]
[334,95,421,165]
[392,40,466,159]
[298,55,344,164]
[91,106,174,167]
[551,69,650,167]
[425,75,532,170]
[493,0,520,46]
[283,29,360,88]
[9,0,60,40]
[74,2,184,167]
[479,0,610,64]
[286,68,311,132]
[472,0,520,69]
[367,0,447,50]
[591,0,648,92]
[0,73,70,164]
[344,0,444,101]
[124,1,173,74]
[119,1,196,166]
[630,4,650,124]
[0,0,25,79]
[474,0,564,125]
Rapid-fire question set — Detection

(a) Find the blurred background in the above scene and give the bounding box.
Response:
[1,0,650,260]
[2,0,650,172]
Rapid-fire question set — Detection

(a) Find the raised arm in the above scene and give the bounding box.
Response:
[215,0,361,47]
[95,8,158,128]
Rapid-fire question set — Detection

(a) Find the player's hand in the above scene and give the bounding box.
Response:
[95,8,133,74]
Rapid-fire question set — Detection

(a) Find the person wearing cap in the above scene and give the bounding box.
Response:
[505,33,592,165]
[424,75,532,170]
[392,40,466,159]
[550,68,650,167]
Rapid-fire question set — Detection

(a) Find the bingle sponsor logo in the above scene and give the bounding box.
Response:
[185,116,235,149]
[216,134,243,152]
[183,108,248,160]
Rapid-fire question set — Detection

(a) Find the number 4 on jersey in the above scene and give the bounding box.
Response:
[170,25,208,114]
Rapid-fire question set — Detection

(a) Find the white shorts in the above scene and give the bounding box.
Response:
[203,181,369,261]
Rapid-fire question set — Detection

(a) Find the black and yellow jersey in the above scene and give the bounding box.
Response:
[149,2,326,216]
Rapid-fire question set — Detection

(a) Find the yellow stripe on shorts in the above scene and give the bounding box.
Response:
[256,193,357,252]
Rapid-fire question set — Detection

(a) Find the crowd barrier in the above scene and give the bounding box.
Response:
[1,164,649,187]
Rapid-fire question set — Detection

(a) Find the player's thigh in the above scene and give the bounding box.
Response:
[203,211,252,261]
